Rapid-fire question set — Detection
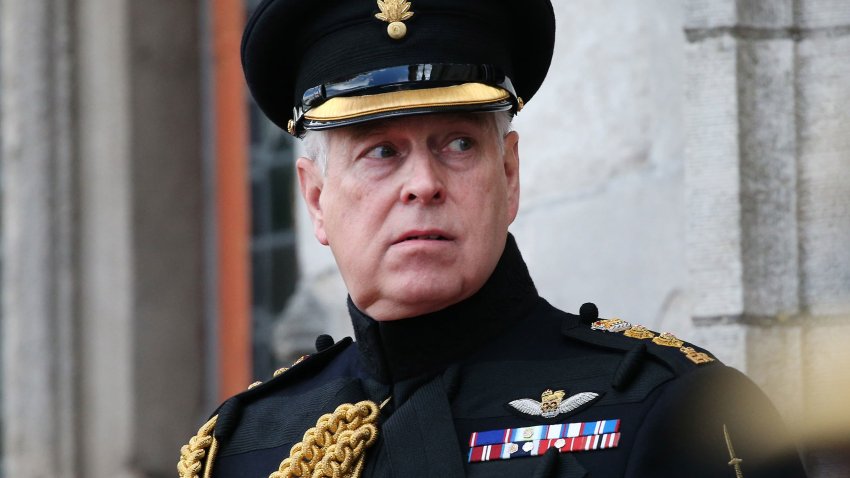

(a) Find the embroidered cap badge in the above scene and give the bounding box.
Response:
[509,389,599,419]
[375,0,414,40]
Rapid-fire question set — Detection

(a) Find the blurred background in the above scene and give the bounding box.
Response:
[1,0,848,476]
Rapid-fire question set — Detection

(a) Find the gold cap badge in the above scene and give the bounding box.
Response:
[375,0,414,40]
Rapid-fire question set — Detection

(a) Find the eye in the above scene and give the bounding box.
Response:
[445,137,474,153]
[363,144,398,159]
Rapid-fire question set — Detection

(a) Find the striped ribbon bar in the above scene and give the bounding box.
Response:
[468,419,620,448]
[468,432,621,463]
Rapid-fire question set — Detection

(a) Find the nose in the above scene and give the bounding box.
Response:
[400,149,446,205]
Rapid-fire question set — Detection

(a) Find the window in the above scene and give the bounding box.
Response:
[247,87,297,379]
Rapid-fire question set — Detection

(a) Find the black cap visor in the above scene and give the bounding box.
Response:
[294,63,518,136]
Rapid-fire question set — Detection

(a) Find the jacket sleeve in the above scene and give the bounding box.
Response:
[625,364,807,477]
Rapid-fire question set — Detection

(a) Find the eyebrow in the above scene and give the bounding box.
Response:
[344,122,387,143]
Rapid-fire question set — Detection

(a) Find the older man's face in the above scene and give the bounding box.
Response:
[297,113,520,321]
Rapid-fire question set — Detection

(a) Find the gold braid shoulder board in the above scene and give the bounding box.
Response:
[561,318,720,377]
[177,338,362,477]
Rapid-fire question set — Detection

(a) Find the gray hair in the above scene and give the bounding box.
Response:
[301,111,514,174]
[302,128,331,173]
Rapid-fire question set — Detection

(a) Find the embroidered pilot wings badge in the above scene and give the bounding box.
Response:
[509,389,600,419]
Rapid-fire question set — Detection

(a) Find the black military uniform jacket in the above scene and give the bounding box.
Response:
[189,236,807,477]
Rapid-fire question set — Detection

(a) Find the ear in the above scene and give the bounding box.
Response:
[296,156,329,245]
[503,131,521,223]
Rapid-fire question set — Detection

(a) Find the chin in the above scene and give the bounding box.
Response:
[401,284,459,304]
[355,265,492,319]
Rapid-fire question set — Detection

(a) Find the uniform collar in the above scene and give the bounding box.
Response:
[349,234,539,383]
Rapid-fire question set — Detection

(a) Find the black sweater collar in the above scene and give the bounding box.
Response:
[349,234,539,383]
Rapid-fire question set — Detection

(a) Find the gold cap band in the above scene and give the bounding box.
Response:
[304,83,511,122]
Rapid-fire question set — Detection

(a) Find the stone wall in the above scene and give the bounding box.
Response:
[512,0,688,334]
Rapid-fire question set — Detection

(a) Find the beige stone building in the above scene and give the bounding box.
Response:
[1,0,848,476]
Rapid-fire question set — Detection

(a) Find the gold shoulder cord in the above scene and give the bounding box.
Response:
[270,400,381,478]
[177,400,383,478]
[177,365,290,477]
[177,357,383,478]
[177,415,219,478]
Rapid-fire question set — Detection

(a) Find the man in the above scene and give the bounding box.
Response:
[178,0,807,476]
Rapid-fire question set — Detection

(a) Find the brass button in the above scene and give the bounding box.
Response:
[387,22,407,39]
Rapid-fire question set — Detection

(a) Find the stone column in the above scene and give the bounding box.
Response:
[684,1,850,475]
[76,0,206,475]
[2,0,207,476]
[684,0,803,371]
[1,0,79,475]
[794,2,850,474]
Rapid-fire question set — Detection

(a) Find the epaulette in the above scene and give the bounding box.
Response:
[240,335,354,400]
[561,303,719,386]
[176,336,353,478]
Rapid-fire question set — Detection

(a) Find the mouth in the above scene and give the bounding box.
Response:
[393,231,453,244]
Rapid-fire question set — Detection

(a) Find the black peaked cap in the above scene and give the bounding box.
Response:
[242,0,555,135]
